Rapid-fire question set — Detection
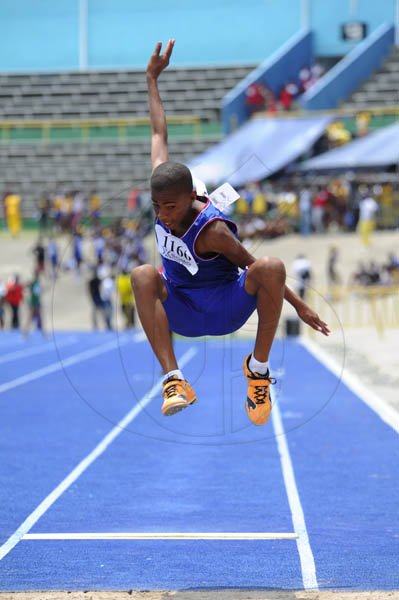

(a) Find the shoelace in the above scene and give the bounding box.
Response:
[164,382,183,399]
[253,375,276,405]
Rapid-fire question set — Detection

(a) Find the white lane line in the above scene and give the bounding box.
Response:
[0,336,78,365]
[0,345,197,562]
[0,333,138,395]
[301,337,399,435]
[271,388,319,591]
[23,532,298,540]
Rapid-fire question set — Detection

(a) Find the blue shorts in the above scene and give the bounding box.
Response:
[162,269,257,337]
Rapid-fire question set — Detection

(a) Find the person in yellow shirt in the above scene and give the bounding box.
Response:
[4,193,22,237]
[116,269,135,328]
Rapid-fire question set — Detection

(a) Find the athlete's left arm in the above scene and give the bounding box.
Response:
[198,220,330,336]
[284,286,330,336]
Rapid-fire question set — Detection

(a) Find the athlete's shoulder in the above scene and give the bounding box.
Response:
[195,217,237,256]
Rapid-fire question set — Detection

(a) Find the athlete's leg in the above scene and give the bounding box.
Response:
[131,264,196,416]
[131,265,178,373]
[245,256,286,361]
[243,257,285,426]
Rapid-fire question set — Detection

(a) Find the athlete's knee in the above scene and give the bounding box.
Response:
[131,264,159,293]
[252,256,286,284]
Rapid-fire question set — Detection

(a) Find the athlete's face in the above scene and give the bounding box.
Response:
[152,188,195,231]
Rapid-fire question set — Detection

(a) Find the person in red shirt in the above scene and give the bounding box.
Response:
[312,188,329,233]
[245,82,276,116]
[279,81,299,111]
[6,274,24,329]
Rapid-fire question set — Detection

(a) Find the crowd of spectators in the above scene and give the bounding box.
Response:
[349,253,399,288]
[231,178,397,242]
[244,61,325,116]
[0,205,149,332]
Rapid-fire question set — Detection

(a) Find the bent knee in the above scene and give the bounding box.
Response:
[131,264,159,291]
[253,256,286,282]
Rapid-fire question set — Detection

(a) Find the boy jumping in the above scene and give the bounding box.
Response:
[131,40,329,426]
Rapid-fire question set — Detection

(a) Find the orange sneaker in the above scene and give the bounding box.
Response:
[243,355,275,426]
[161,376,197,416]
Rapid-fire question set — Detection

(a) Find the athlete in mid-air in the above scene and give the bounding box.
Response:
[131,39,329,426]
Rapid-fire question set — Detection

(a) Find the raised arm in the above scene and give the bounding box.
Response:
[146,39,175,171]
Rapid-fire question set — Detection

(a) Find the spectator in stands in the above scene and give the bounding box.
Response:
[245,81,276,116]
[116,269,135,329]
[299,66,312,94]
[0,280,6,329]
[72,228,84,279]
[99,268,115,331]
[37,194,52,234]
[385,252,399,282]
[89,190,101,227]
[32,236,46,275]
[326,246,341,298]
[24,270,45,336]
[326,121,351,147]
[312,187,329,233]
[72,190,85,229]
[93,228,106,262]
[355,111,371,137]
[298,185,312,236]
[278,81,298,111]
[5,275,24,329]
[357,191,379,247]
[292,254,312,301]
[4,192,22,237]
[127,188,142,219]
[88,266,105,330]
[47,236,59,280]
[311,61,325,82]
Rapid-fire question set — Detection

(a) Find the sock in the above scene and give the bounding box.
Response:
[164,369,184,382]
[249,354,269,375]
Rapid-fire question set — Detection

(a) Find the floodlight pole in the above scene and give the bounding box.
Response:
[300,0,310,30]
[79,0,89,70]
[396,0,399,45]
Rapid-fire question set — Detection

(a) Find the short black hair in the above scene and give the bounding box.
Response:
[151,162,193,195]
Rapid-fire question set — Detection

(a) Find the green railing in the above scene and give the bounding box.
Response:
[254,104,399,133]
[0,105,397,144]
[0,116,222,143]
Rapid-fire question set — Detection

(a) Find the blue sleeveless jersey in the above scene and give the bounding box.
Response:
[155,200,239,288]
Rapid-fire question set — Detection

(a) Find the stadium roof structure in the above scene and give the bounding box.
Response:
[299,121,399,171]
[188,115,332,187]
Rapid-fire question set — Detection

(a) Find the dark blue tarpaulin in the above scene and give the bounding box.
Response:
[188,115,332,187]
[300,122,399,171]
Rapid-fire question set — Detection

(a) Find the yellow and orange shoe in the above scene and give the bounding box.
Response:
[243,354,275,426]
[161,376,197,416]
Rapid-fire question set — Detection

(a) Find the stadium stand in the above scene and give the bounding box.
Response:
[0,65,256,215]
[0,66,255,121]
[0,138,217,216]
[342,46,399,109]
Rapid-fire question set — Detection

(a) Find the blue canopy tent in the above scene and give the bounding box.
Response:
[300,122,399,171]
[188,116,332,188]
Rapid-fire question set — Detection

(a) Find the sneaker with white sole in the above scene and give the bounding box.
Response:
[161,376,197,416]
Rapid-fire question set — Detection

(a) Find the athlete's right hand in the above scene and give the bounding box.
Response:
[147,39,175,80]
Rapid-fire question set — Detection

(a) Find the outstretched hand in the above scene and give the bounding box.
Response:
[296,304,330,336]
[147,39,175,80]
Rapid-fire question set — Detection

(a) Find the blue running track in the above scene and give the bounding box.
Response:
[0,330,397,591]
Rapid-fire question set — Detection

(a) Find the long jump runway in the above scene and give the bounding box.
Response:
[0,330,397,591]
